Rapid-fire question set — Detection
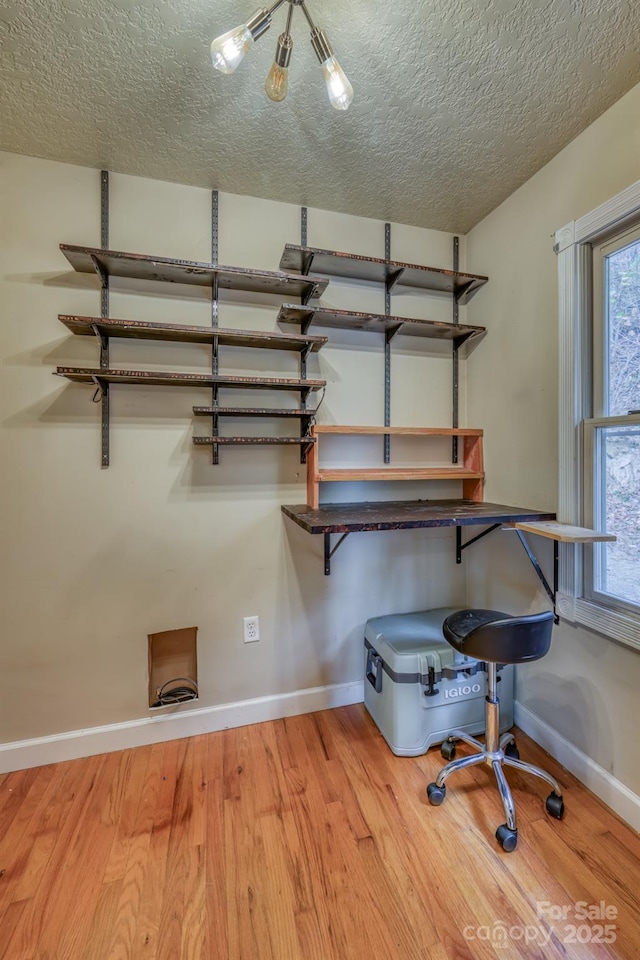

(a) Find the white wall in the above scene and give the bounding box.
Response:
[0,152,471,749]
[466,81,640,797]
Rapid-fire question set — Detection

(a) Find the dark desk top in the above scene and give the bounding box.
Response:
[281,499,556,535]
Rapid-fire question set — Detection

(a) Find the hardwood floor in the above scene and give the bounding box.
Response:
[0,706,639,959]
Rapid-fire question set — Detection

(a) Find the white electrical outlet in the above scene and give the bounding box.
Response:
[243,615,260,643]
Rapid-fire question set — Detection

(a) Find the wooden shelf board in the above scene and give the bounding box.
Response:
[281,499,556,535]
[316,467,484,482]
[59,315,326,351]
[510,521,617,543]
[279,246,488,302]
[56,367,325,392]
[193,406,315,418]
[278,304,485,341]
[312,425,482,436]
[194,436,315,446]
[60,245,329,299]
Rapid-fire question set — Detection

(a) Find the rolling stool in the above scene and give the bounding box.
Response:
[426,609,564,852]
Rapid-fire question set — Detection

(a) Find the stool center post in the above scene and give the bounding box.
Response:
[485,662,500,753]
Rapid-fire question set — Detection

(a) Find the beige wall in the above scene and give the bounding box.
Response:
[4,76,640,798]
[0,152,470,744]
[466,81,640,795]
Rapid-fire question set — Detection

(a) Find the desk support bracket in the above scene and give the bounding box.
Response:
[515,530,559,622]
[324,532,350,575]
[456,523,501,563]
[456,524,559,622]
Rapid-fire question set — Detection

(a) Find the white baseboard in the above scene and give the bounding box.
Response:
[514,701,640,833]
[0,680,365,774]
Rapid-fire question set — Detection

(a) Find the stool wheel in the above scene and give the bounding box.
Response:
[440,740,456,761]
[426,782,446,805]
[505,741,519,760]
[496,824,518,852]
[545,791,565,820]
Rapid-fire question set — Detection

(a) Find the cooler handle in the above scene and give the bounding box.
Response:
[366,647,383,693]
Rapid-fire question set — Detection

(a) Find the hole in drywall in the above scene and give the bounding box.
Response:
[148,626,198,709]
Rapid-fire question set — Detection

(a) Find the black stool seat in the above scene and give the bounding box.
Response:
[443,609,554,664]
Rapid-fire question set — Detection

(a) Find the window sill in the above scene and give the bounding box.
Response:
[557,592,640,651]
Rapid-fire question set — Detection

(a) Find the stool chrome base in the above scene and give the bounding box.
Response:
[426,665,564,852]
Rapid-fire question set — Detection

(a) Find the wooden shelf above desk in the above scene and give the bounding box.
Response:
[306,425,485,509]
[316,467,483,482]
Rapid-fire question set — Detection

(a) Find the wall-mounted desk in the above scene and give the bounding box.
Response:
[281,499,556,575]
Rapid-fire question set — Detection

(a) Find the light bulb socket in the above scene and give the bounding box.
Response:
[274,32,293,67]
[310,27,333,64]
[246,8,272,40]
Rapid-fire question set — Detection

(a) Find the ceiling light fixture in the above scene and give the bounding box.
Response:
[210,0,353,110]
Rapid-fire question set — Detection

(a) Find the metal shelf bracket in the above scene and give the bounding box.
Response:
[455,523,502,563]
[324,532,350,575]
[514,529,559,622]
[456,524,559,622]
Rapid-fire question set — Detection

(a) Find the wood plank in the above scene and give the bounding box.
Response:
[0,766,62,920]
[193,406,315,418]
[277,303,486,342]
[131,740,183,959]
[307,424,486,511]
[54,752,132,960]
[204,732,228,960]
[316,467,483,480]
[193,436,315,446]
[56,367,325,392]
[60,244,329,299]
[306,428,319,508]
[463,433,485,502]
[512,521,617,543]
[59,315,327,351]
[279,245,488,302]
[312,424,483,436]
[102,744,164,960]
[155,739,193,960]
[0,767,56,906]
[1,755,105,958]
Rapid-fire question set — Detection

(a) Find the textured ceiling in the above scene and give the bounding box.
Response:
[1,0,639,233]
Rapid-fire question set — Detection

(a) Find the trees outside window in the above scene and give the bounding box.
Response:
[588,229,640,611]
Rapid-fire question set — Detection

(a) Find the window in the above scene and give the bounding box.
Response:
[584,228,640,614]
[555,183,640,651]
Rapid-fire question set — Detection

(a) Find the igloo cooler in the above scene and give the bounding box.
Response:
[364,608,514,756]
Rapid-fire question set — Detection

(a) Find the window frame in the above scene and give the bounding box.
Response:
[582,414,640,616]
[555,179,640,652]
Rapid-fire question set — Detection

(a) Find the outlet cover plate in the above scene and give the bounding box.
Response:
[243,615,260,643]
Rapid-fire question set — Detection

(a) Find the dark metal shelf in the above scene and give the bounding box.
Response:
[277,304,485,344]
[193,406,316,418]
[56,367,325,395]
[279,245,488,303]
[194,436,315,446]
[60,244,329,301]
[59,315,327,352]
